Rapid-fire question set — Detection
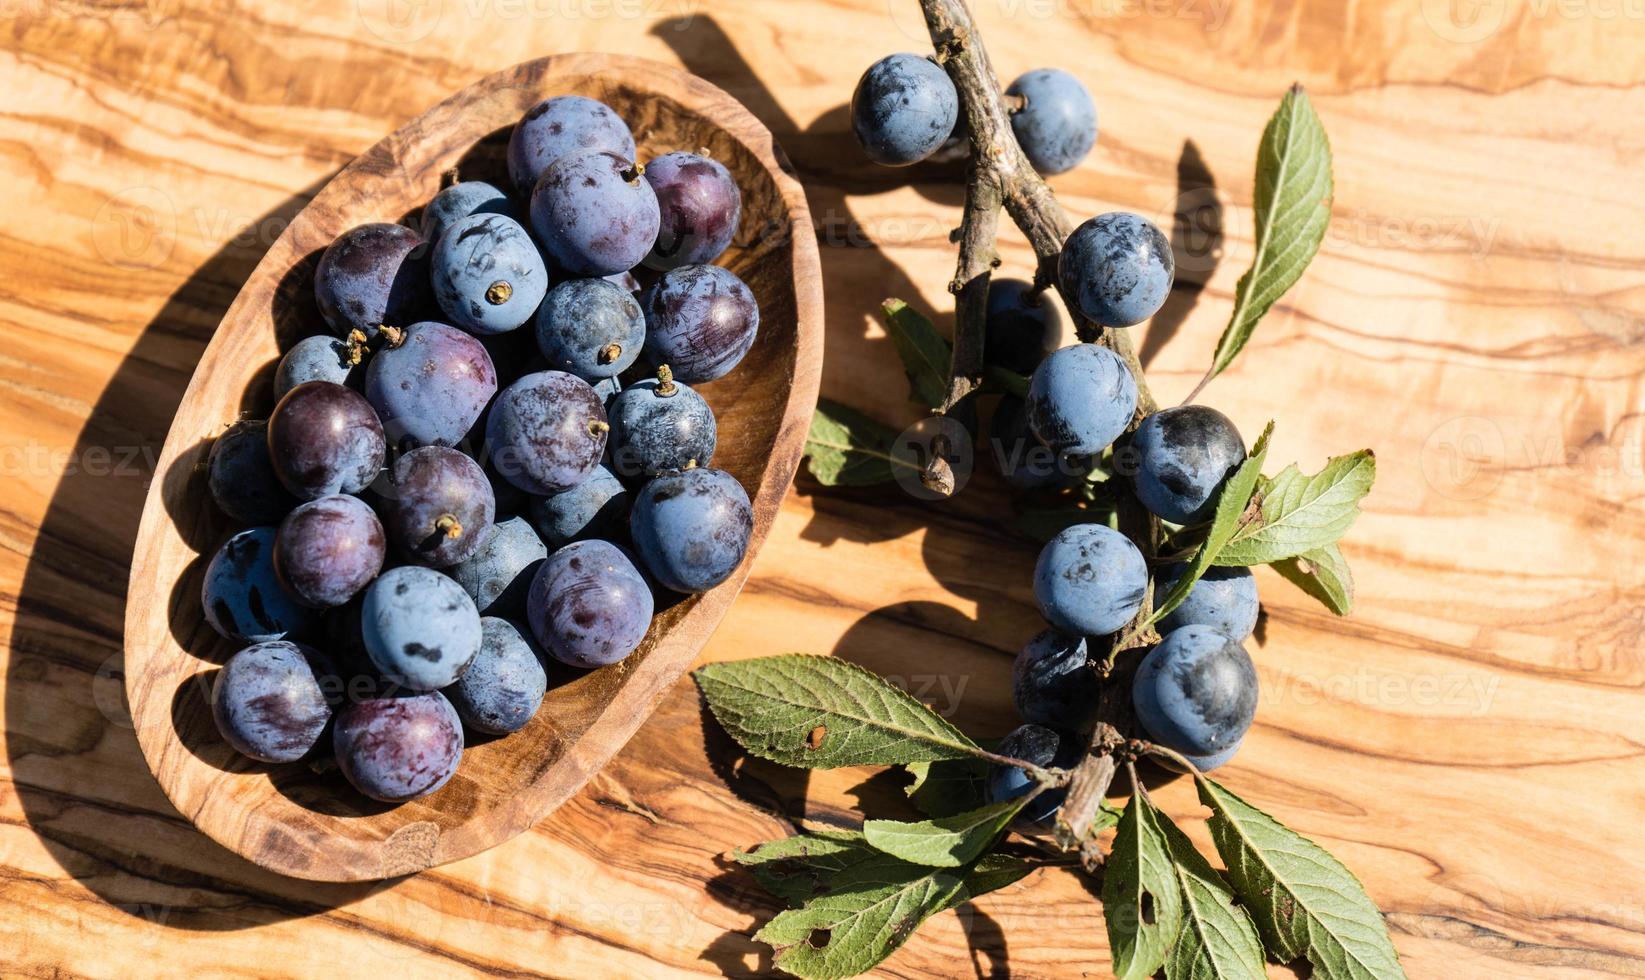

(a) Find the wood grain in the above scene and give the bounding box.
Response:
[120,53,823,881]
[2,0,1644,977]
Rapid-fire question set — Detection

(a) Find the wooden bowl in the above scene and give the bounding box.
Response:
[123,54,822,882]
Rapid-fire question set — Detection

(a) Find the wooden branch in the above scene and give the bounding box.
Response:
[921,0,1158,418]
[941,160,1000,412]
[916,0,1166,848]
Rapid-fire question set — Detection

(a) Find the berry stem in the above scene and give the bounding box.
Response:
[435,513,463,539]
[967,745,1061,786]
[916,0,1165,850]
[1136,739,1207,780]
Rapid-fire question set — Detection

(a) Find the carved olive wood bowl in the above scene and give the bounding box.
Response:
[124,53,822,882]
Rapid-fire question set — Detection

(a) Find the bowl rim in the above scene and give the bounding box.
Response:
[123,52,823,881]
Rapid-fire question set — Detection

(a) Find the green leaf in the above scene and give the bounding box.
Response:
[959,853,1036,897]
[736,831,884,906]
[1101,793,1186,980]
[1199,778,1407,979]
[738,830,1034,911]
[694,655,985,769]
[1157,813,1267,980]
[742,837,1034,978]
[864,799,1026,868]
[1204,84,1333,383]
[1214,450,1375,566]
[904,757,990,818]
[1093,801,1125,835]
[755,853,969,980]
[803,399,917,487]
[1272,543,1355,614]
[1146,422,1274,628]
[881,298,951,410]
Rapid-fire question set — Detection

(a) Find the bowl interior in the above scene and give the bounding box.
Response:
[124,54,818,881]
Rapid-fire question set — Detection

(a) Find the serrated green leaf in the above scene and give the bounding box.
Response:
[864,799,1025,868]
[905,757,990,818]
[1146,422,1274,628]
[755,853,969,980]
[1102,793,1186,980]
[694,655,984,769]
[1157,812,1267,980]
[1206,84,1333,383]
[735,831,884,906]
[1198,778,1406,979]
[803,399,918,487]
[1214,450,1375,566]
[1272,543,1355,614]
[881,298,951,410]
[741,830,1032,913]
[959,853,1036,897]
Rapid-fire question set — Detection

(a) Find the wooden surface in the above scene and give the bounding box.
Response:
[2,1,1643,977]
[122,52,823,883]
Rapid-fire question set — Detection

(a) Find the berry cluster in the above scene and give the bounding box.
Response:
[204,93,757,803]
[850,52,1261,812]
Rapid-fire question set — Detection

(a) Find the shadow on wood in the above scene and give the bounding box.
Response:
[5,181,394,927]
[1139,139,1221,370]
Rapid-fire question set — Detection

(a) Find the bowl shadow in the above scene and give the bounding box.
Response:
[3,179,414,927]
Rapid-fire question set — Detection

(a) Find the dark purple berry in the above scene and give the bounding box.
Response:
[266,381,387,500]
[535,277,645,380]
[364,321,497,449]
[274,494,386,609]
[529,149,659,277]
[527,539,653,669]
[851,54,959,167]
[640,264,759,384]
[432,213,548,336]
[212,641,334,763]
[1058,212,1173,327]
[275,335,359,399]
[528,464,629,547]
[507,95,636,196]
[486,370,608,495]
[643,151,741,271]
[313,222,431,344]
[361,566,482,691]
[448,516,546,618]
[607,367,716,479]
[384,446,495,567]
[1013,629,1099,731]
[421,180,520,247]
[1006,69,1098,177]
[986,278,1063,375]
[208,419,298,525]
[333,691,463,802]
